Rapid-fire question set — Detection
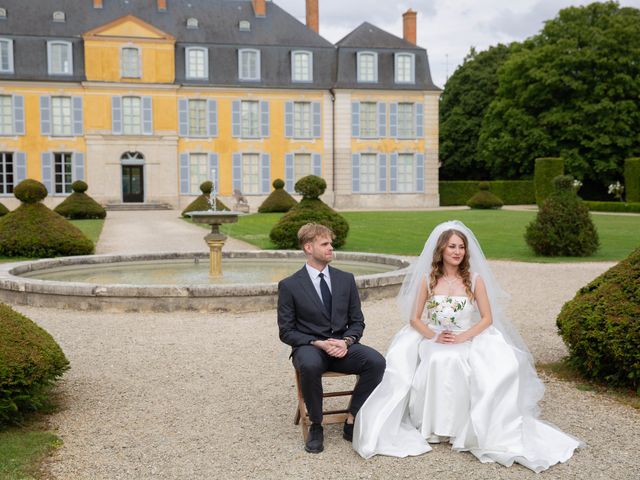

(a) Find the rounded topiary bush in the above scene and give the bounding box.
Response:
[54,181,107,220]
[525,175,599,256]
[270,175,349,249]
[182,181,229,217]
[557,247,640,390]
[466,182,504,209]
[258,178,298,213]
[0,303,69,425]
[0,179,94,257]
[0,202,9,217]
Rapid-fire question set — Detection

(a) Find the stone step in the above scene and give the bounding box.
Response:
[105,203,173,211]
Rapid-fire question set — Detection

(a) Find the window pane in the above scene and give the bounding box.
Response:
[188,99,207,136]
[50,43,71,74]
[293,52,311,81]
[122,97,141,135]
[51,97,72,136]
[294,153,311,183]
[242,153,260,194]
[360,102,377,137]
[360,153,377,193]
[293,102,311,138]
[187,49,206,78]
[240,50,258,80]
[397,103,415,138]
[396,54,413,83]
[54,152,72,194]
[122,48,140,77]
[0,41,9,72]
[0,152,14,194]
[189,153,208,194]
[0,95,13,135]
[359,53,375,82]
[397,153,414,192]
[241,101,259,137]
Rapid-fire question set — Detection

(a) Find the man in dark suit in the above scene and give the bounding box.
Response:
[278,223,385,454]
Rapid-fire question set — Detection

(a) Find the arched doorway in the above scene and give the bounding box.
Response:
[121,151,144,203]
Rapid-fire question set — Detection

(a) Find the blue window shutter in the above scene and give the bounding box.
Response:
[352,153,360,193]
[41,152,53,193]
[351,102,360,138]
[416,153,424,192]
[178,99,188,137]
[312,102,321,138]
[285,153,294,192]
[179,153,190,194]
[232,153,242,192]
[312,153,321,176]
[284,102,293,138]
[40,96,51,135]
[261,153,270,193]
[260,101,269,138]
[416,102,424,138]
[15,152,27,183]
[389,103,398,138]
[377,102,386,138]
[13,95,25,135]
[390,153,398,192]
[112,96,122,134]
[208,100,218,137]
[73,152,85,181]
[71,96,83,136]
[378,153,387,192]
[142,96,153,135]
[232,100,240,137]
[208,153,219,192]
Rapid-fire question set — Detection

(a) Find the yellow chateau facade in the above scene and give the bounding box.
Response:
[0,0,440,210]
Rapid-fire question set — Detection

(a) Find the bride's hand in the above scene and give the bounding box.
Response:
[435,331,453,344]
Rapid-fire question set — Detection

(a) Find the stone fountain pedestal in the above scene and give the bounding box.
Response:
[187,211,239,277]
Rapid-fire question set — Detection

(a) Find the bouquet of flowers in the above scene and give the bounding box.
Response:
[426,296,466,330]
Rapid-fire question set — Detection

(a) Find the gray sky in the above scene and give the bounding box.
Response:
[274,0,640,88]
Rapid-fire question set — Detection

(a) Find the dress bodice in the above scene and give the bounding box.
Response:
[425,295,478,331]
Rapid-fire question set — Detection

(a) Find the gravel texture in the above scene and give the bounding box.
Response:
[23,257,640,479]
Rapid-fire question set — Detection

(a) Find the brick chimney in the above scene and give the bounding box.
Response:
[252,0,266,17]
[157,0,167,12]
[93,0,103,8]
[403,8,417,44]
[306,0,318,33]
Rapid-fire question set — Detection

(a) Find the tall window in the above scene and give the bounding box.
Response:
[242,153,260,194]
[0,38,14,73]
[54,152,73,194]
[293,102,311,138]
[397,154,414,192]
[357,52,377,83]
[359,153,378,193]
[294,153,312,183]
[241,100,259,138]
[292,51,312,82]
[397,103,415,138]
[188,100,207,137]
[186,47,208,79]
[0,152,14,194]
[47,41,73,75]
[0,95,12,135]
[359,102,377,138]
[51,97,72,136]
[395,53,415,84]
[239,49,260,81]
[122,97,142,135]
[189,153,208,194]
[121,47,140,78]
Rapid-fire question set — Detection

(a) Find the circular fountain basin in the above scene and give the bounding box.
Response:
[0,251,411,313]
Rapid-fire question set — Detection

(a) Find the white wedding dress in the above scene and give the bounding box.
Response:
[353,283,582,472]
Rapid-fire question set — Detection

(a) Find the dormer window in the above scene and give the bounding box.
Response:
[292,50,312,82]
[357,51,378,83]
[186,17,198,29]
[0,38,14,73]
[239,20,250,31]
[53,11,66,23]
[47,41,73,75]
[395,52,415,84]
[0,8,7,19]
[238,49,260,81]
[185,47,208,80]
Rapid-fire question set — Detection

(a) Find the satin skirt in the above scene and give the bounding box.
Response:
[353,325,582,472]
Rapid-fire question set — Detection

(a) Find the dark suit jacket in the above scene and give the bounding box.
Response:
[277,265,365,350]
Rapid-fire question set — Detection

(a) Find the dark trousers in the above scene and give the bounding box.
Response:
[293,343,385,424]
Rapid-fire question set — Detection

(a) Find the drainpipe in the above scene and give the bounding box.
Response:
[329,88,336,207]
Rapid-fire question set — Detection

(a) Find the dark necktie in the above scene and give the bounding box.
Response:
[318,272,332,314]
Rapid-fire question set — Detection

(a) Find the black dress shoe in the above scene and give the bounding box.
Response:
[305,424,324,453]
[343,421,354,442]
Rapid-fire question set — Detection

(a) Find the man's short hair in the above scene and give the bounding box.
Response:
[297,223,335,248]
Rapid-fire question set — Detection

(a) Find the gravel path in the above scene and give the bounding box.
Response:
[24,257,639,479]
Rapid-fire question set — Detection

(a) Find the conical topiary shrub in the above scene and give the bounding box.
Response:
[54,180,107,219]
[181,181,229,217]
[0,179,94,257]
[269,175,349,249]
[0,202,9,217]
[258,178,298,213]
[525,175,599,256]
[466,182,503,209]
[556,247,640,390]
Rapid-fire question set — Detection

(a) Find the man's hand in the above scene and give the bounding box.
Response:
[313,339,348,358]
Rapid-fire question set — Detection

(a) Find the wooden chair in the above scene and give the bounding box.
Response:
[294,370,357,441]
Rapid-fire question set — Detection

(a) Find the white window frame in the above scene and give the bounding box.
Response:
[240,100,260,138]
[0,38,14,74]
[397,153,415,193]
[189,153,208,194]
[397,103,416,138]
[0,152,14,194]
[395,52,415,84]
[188,99,207,137]
[0,95,13,136]
[241,153,260,194]
[359,102,377,138]
[47,40,73,76]
[122,96,142,135]
[51,96,72,137]
[238,48,260,81]
[53,152,73,194]
[293,102,312,139]
[292,50,313,83]
[121,46,141,78]
[359,153,378,193]
[239,20,251,32]
[357,51,378,83]
[185,46,208,80]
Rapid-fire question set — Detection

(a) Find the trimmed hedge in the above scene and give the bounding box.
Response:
[54,181,107,219]
[625,158,640,202]
[556,247,640,390]
[439,180,534,206]
[585,201,640,213]
[0,202,8,217]
[466,182,503,209]
[534,157,564,206]
[181,181,229,217]
[0,303,69,425]
[258,178,297,213]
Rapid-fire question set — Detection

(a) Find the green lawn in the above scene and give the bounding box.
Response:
[69,219,104,244]
[221,210,640,262]
[0,427,61,480]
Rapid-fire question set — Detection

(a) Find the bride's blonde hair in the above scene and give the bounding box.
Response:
[428,229,473,300]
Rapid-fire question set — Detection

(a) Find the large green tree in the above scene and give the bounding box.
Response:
[439,44,514,180]
[478,2,640,190]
